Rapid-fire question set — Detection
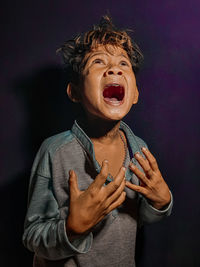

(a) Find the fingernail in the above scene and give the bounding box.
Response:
[134,152,140,158]
[129,163,136,169]
[142,147,147,151]
[122,167,126,172]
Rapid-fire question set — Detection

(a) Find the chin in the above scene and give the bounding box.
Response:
[101,111,126,122]
[85,105,130,122]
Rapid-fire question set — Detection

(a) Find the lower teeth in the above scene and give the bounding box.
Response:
[104,97,120,102]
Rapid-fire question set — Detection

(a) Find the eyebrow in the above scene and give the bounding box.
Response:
[86,51,130,61]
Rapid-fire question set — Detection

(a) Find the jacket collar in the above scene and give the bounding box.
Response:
[71,120,142,173]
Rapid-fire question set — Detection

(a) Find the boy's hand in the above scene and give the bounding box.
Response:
[126,147,171,210]
[66,160,126,237]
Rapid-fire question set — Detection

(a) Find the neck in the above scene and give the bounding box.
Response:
[78,115,121,145]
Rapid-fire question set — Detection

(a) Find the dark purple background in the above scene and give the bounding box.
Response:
[1,1,200,266]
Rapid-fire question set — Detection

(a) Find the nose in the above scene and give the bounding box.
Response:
[103,66,123,77]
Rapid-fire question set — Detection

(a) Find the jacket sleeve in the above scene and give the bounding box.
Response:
[22,139,93,260]
[138,191,173,226]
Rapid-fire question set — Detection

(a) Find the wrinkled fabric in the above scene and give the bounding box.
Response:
[23,120,173,266]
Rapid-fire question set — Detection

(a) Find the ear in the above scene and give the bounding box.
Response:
[66,83,81,103]
[133,86,139,104]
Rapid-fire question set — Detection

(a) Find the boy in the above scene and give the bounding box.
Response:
[23,16,172,267]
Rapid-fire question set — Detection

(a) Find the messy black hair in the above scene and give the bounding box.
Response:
[57,15,143,85]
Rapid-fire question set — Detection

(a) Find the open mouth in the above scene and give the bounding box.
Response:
[103,84,125,105]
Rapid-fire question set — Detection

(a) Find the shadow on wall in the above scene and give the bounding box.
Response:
[15,66,81,158]
[0,66,145,266]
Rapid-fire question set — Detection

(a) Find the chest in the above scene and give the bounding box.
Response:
[94,139,127,177]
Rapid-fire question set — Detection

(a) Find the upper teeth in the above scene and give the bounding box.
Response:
[108,83,120,87]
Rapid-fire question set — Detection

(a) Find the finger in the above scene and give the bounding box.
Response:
[141,147,159,171]
[113,166,126,181]
[106,191,126,214]
[68,170,80,199]
[105,174,126,205]
[134,152,154,178]
[129,163,150,185]
[125,181,148,195]
[93,160,109,189]
[106,166,126,196]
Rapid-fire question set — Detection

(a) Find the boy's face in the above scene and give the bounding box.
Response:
[69,45,138,121]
